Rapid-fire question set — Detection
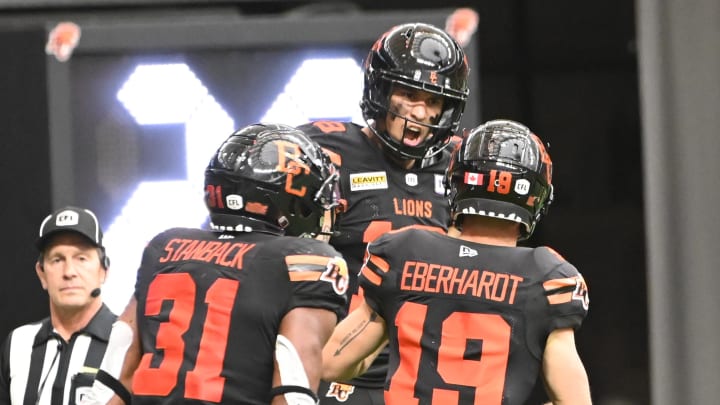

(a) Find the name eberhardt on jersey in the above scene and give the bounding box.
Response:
[360,226,589,405]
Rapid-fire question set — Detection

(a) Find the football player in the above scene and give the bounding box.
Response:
[322,120,592,405]
[298,22,469,405]
[90,124,348,404]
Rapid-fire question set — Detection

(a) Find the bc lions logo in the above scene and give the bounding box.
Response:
[572,275,590,310]
[320,258,349,295]
[325,382,355,402]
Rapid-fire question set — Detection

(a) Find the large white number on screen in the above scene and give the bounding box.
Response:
[103,58,362,313]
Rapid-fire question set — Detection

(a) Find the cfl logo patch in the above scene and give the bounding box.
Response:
[55,210,80,226]
[225,194,244,210]
[325,382,355,402]
[514,179,530,195]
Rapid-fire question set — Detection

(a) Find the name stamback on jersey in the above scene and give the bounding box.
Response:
[158,238,256,269]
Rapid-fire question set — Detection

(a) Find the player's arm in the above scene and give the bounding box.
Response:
[322,300,388,382]
[104,297,141,405]
[271,306,338,405]
[542,328,592,405]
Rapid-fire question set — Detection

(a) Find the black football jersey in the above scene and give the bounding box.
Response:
[131,227,348,405]
[360,227,589,405]
[299,121,452,386]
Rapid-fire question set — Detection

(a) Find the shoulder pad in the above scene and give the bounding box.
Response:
[285,254,349,296]
[535,247,589,311]
[372,225,444,249]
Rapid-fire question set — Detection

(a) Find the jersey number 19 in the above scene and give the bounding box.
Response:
[388,302,511,405]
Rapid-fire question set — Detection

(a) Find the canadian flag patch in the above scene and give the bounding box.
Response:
[464,172,483,185]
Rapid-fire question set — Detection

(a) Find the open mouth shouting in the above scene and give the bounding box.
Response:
[403,125,426,147]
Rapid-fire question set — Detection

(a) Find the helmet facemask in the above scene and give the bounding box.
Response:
[366,80,466,160]
[361,23,469,161]
[282,165,340,238]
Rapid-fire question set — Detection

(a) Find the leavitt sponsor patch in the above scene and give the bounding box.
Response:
[350,171,388,191]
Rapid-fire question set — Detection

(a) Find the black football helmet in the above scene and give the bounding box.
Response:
[445,119,554,240]
[205,123,340,237]
[361,22,470,160]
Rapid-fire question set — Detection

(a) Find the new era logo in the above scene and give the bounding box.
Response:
[459,245,478,257]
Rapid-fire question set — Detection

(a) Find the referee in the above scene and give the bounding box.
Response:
[0,206,118,405]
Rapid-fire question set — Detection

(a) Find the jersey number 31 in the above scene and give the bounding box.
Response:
[133,273,238,402]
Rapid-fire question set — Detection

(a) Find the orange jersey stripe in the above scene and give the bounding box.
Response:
[543,277,585,305]
[546,292,573,305]
[288,271,323,282]
[542,277,577,291]
[285,254,331,267]
[368,254,390,273]
[361,266,382,286]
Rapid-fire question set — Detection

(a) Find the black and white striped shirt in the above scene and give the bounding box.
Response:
[0,305,116,405]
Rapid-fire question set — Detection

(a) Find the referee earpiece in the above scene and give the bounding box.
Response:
[99,248,110,269]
